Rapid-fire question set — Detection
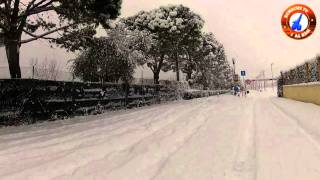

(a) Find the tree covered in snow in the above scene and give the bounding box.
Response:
[71,22,147,83]
[69,4,232,88]
[125,4,204,82]
[190,33,233,90]
[0,0,122,78]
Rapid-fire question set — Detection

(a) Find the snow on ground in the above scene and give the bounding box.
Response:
[1,90,320,180]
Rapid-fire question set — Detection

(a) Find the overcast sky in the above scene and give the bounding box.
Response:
[1,0,320,79]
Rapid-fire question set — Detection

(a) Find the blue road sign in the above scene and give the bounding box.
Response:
[241,71,246,76]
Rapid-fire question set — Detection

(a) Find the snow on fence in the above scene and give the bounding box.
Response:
[183,89,229,100]
[277,56,320,97]
[280,56,320,85]
[277,56,320,105]
[0,79,229,126]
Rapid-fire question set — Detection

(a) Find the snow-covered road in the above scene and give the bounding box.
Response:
[1,90,320,180]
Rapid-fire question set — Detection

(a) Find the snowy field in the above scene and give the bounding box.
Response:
[1,90,320,180]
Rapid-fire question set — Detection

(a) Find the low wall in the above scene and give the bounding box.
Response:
[0,79,230,126]
[283,83,320,105]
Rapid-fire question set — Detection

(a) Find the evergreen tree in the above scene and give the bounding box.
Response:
[125,4,204,82]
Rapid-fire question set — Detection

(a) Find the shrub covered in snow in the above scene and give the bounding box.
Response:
[281,56,320,85]
[182,89,229,100]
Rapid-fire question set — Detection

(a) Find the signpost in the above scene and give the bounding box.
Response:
[241,71,246,77]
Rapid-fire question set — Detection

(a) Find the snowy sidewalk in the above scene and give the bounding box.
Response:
[1,91,320,180]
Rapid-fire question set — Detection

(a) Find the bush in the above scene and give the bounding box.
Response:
[183,90,229,100]
[282,57,319,85]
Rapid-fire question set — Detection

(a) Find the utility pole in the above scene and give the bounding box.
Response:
[271,63,274,91]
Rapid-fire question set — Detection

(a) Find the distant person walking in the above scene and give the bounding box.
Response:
[232,86,237,96]
[235,86,241,97]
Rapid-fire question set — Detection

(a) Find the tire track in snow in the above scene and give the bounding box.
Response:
[226,98,257,180]
[0,98,219,179]
[0,100,195,145]
[150,104,241,180]
[0,100,201,156]
[0,103,180,148]
[54,98,237,180]
[254,95,320,180]
[0,101,203,177]
[269,98,320,152]
[67,101,212,179]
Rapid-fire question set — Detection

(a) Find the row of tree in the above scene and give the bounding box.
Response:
[0,1,232,90]
[72,5,233,90]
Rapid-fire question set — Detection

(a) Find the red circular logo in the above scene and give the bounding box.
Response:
[281,4,316,40]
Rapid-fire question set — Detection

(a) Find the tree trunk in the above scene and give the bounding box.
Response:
[153,54,165,85]
[5,39,21,78]
[154,72,160,84]
[185,55,193,82]
[175,51,180,81]
[186,71,192,81]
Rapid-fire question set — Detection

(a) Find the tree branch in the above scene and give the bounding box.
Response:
[17,0,51,32]
[31,0,52,10]
[26,0,38,10]
[36,0,54,9]
[23,29,57,41]
[25,5,55,16]
[20,24,72,44]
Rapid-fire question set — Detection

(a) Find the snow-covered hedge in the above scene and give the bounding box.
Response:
[0,79,229,126]
[159,80,230,100]
[281,56,320,85]
[182,89,230,100]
